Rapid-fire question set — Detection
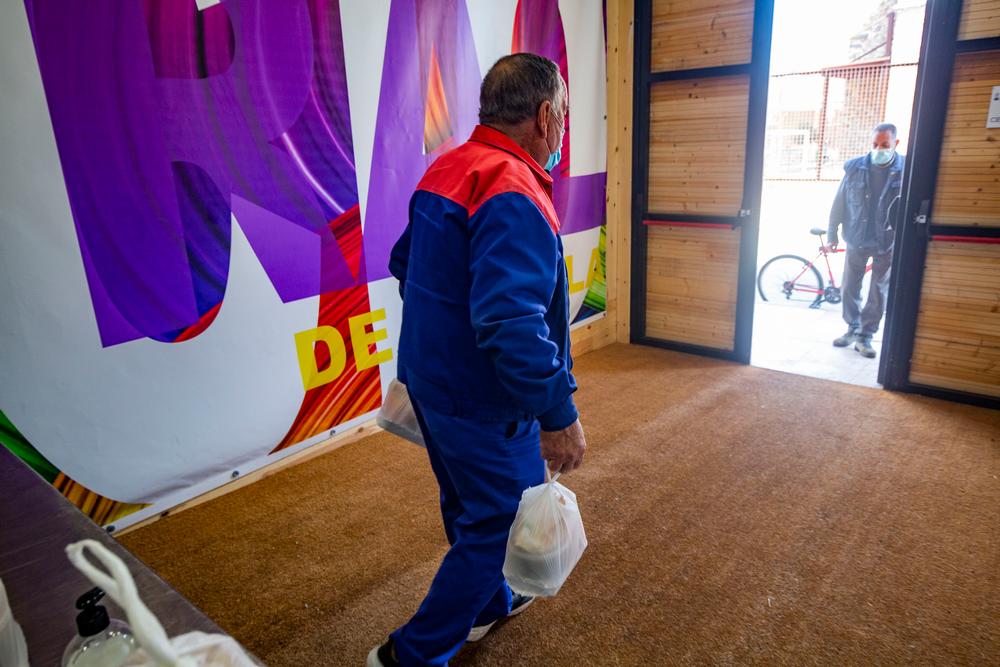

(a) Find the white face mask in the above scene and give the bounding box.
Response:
[870,148,895,166]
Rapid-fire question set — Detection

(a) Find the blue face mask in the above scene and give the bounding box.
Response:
[544,148,562,173]
[545,105,565,172]
[870,148,895,166]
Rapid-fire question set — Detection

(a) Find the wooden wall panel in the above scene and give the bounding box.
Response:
[910,240,1000,397]
[648,76,749,216]
[651,0,754,72]
[645,224,740,350]
[958,0,1000,40]
[606,0,634,344]
[933,51,1000,228]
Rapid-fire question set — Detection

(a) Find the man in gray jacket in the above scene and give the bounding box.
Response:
[827,123,905,359]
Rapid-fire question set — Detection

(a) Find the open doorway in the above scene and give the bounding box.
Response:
[750,0,926,388]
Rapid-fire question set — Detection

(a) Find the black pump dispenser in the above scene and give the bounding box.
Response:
[75,587,110,637]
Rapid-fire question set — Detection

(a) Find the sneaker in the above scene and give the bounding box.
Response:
[366,638,399,667]
[855,338,876,358]
[467,593,535,643]
[833,329,857,347]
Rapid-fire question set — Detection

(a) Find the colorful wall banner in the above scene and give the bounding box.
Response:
[0,0,608,528]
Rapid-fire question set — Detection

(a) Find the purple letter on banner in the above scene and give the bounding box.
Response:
[25,0,360,346]
[362,0,482,282]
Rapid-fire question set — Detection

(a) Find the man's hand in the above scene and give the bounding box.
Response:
[540,419,586,475]
[824,242,839,253]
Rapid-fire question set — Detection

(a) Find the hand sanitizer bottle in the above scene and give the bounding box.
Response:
[61,588,136,667]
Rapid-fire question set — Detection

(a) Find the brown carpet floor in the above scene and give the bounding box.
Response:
[122,344,1000,666]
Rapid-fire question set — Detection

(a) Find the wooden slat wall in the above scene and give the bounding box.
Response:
[643,2,754,349]
[907,3,1000,400]
[957,0,1000,40]
[607,0,635,344]
[932,51,1000,228]
[648,75,750,216]
[646,224,740,349]
[651,0,754,72]
[910,240,1000,397]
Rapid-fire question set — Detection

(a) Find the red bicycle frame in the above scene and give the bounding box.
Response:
[786,245,872,297]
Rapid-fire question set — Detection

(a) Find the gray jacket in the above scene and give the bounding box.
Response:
[828,152,905,254]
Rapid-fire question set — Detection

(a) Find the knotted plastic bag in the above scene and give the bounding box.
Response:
[65,540,261,667]
[376,379,425,447]
[502,473,587,597]
[0,577,28,667]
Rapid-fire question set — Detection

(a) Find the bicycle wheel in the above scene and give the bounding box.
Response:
[757,254,824,304]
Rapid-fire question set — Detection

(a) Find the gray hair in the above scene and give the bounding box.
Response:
[479,53,564,126]
[873,123,897,138]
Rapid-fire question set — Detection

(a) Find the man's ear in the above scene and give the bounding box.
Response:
[537,100,552,138]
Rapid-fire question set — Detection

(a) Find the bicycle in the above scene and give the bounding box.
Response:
[756,228,872,309]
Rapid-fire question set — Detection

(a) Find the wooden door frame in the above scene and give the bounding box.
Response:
[880,0,1000,410]
[629,0,775,364]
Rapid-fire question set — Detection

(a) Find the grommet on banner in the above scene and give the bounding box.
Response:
[231,471,240,479]
[105,525,116,533]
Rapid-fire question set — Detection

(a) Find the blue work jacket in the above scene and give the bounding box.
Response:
[389,125,578,431]
[828,152,906,254]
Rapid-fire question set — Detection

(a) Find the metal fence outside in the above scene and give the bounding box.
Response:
[764,61,918,181]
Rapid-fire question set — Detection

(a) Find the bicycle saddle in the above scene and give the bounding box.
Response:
[809,227,826,236]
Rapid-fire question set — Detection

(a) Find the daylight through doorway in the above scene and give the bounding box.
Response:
[750,0,926,388]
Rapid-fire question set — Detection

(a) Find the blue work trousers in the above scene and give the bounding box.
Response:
[390,400,545,666]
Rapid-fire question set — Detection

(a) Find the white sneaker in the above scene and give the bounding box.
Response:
[467,593,535,642]
[366,638,398,666]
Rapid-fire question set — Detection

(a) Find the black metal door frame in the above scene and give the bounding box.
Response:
[880,0,1000,410]
[630,0,775,364]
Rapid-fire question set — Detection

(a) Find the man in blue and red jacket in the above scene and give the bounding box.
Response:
[368,54,587,667]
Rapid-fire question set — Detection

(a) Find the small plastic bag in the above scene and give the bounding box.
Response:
[0,577,28,667]
[502,473,587,597]
[65,540,261,667]
[376,379,425,447]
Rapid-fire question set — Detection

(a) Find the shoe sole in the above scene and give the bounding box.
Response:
[466,621,496,643]
[467,597,535,643]
[366,646,383,667]
[854,345,876,359]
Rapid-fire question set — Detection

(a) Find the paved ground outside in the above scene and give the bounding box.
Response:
[752,180,884,388]
[752,300,883,388]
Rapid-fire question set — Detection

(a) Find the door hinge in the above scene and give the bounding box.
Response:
[914,199,930,224]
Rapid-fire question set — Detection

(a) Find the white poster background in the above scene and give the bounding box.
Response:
[0,0,608,528]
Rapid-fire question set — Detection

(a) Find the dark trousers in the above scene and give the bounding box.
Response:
[842,245,893,339]
[391,401,545,666]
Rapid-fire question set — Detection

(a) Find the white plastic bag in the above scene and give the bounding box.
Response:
[0,577,28,667]
[502,473,587,597]
[376,379,425,447]
[65,540,261,667]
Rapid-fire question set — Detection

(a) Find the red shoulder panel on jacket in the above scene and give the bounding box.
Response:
[416,140,561,234]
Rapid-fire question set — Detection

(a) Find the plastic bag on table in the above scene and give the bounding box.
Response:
[376,379,425,447]
[65,540,261,667]
[0,577,28,667]
[502,473,587,597]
